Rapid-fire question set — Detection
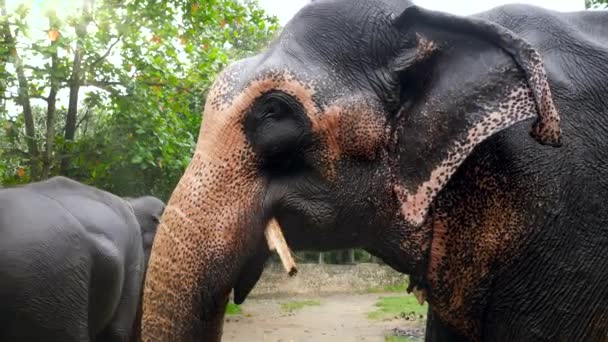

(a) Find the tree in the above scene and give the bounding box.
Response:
[1,0,38,180]
[586,0,608,9]
[1,0,279,199]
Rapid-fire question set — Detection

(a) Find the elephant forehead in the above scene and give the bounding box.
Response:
[202,63,388,161]
[206,66,319,117]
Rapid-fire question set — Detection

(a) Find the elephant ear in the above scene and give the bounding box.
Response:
[389,5,562,227]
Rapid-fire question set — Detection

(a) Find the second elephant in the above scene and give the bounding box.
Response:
[0,176,165,342]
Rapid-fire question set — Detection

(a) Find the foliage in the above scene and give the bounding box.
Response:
[290,248,381,265]
[585,0,608,9]
[367,296,427,321]
[0,0,279,200]
[366,281,409,294]
[225,302,242,315]
[280,300,321,313]
[385,336,420,342]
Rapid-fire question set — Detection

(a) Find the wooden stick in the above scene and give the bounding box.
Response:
[265,218,298,276]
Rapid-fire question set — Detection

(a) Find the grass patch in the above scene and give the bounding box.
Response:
[367,295,427,321]
[280,300,321,313]
[366,282,409,293]
[225,303,242,315]
[385,336,419,342]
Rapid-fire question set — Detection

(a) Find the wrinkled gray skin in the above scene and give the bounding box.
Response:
[0,176,164,342]
[124,196,165,267]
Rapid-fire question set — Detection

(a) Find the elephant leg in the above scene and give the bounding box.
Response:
[0,312,89,342]
[95,258,144,342]
[425,307,469,342]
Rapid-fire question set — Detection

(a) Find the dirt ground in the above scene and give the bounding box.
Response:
[223,293,425,342]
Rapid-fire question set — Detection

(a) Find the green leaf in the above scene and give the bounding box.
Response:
[131,155,143,164]
[1,0,280,198]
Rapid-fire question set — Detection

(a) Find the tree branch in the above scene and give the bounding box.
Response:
[87,34,123,69]
[23,65,48,74]
[83,79,193,93]
[2,149,80,161]
[1,0,39,180]
[75,106,91,131]
[33,94,49,101]
[81,79,122,93]
[0,147,30,158]
[60,0,92,174]
[0,94,49,102]
[42,12,60,179]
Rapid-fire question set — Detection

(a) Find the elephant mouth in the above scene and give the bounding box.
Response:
[232,235,273,304]
[229,223,305,305]
[231,191,339,305]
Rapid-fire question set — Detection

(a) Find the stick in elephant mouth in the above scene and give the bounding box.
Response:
[265,218,298,276]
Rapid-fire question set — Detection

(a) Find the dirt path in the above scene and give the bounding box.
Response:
[223,293,425,342]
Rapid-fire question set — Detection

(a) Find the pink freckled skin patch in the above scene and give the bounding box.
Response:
[393,84,540,227]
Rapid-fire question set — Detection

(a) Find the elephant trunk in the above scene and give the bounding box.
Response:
[141,114,266,341]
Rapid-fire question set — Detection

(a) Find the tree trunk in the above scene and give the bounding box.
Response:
[1,0,39,180]
[318,252,324,264]
[0,3,9,100]
[348,249,356,264]
[42,14,59,179]
[60,0,90,175]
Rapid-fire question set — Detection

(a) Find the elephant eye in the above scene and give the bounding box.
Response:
[245,91,313,166]
[262,98,288,119]
[391,54,437,116]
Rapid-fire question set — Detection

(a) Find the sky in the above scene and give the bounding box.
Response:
[2,0,587,115]
[258,0,585,26]
[10,0,584,27]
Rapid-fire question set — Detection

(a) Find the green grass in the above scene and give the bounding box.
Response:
[385,336,419,342]
[366,282,409,293]
[367,295,427,321]
[280,300,321,312]
[225,302,242,315]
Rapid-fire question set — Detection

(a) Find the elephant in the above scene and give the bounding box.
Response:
[124,195,165,268]
[141,0,608,341]
[0,176,165,342]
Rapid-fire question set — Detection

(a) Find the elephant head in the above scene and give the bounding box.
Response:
[125,196,166,267]
[142,0,561,340]
[124,195,165,342]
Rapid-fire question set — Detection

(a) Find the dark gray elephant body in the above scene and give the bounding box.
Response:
[0,176,164,342]
[125,196,165,268]
[140,1,608,341]
[419,6,608,341]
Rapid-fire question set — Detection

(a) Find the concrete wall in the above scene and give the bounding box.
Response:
[248,263,409,298]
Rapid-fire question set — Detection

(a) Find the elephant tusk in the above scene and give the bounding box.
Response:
[413,286,427,305]
[265,218,298,277]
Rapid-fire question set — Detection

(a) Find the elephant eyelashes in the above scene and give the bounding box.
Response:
[398,55,437,107]
[261,96,289,120]
[244,91,314,171]
[384,50,438,117]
